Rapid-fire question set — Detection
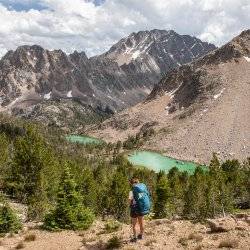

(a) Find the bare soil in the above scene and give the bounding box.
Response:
[0,216,249,250]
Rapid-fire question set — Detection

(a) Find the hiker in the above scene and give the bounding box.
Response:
[129,177,151,242]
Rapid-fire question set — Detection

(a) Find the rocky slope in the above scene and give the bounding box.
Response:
[102,29,215,73]
[0,30,215,129]
[88,30,250,163]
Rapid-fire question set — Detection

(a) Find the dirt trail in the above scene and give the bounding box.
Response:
[0,216,249,250]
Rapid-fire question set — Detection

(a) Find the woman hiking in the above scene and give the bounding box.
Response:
[129,177,151,242]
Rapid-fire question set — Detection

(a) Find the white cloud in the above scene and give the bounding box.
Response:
[0,0,249,58]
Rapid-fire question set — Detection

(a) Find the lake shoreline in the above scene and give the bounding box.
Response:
[126,150,207,174]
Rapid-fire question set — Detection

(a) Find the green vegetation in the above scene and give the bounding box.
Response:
[0,114,249,233]
[154,171,171,218]
[106,236,122,249]
[43,165,95,230]
[0,196,22,234]
[123,128,155,150]
[104,219,121,233]
[152,154,249,220]
[65,135,103,145]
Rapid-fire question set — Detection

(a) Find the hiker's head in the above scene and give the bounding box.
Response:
[130,177,139,185]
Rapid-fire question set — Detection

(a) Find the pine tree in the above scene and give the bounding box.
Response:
[0,133,9,187]
[107,167,130,222]
[6,126,51,201]
[167,167,186,215]
[208,157,234,217]
[154,171,171,218]
[0,195,22,234]
[216,169,234,216]
[114,141,122,155]
[4,125,60,219]
[44,164,95,230]
[80,168,97,213]
[209,153,220,170]
[221,159,242,199]
[93,163,111,218]
[106,143,113,155]
[183,167,208,220]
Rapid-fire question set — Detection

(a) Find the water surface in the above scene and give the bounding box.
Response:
[66,135,103,145]
[127,151,204,174]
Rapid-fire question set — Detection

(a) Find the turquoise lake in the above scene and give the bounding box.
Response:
[127,151,204,174]
[66,135,103,145]
[66,135,205,174]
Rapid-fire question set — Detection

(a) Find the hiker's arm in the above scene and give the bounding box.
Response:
[128,190,133,204]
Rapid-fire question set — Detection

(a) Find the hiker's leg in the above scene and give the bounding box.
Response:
[131,217,137,238]
[138,216,144,235]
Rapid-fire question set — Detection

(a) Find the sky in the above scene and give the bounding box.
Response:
[0,0,249,57]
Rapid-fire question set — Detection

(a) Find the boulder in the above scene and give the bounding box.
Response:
[206,218,237,233]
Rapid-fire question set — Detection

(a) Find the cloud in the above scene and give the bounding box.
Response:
[0,0,249,58]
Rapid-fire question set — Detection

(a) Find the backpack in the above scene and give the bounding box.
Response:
[132,183,151,215]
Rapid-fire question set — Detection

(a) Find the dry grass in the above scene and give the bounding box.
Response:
[24,233,36,242]
[82,236,96,245]
[237,231,247,237]
[8,232,15,238]
[144,238,157,246]
[152,219,171,226]
[145,230,155,236]
[166,230,172,236]
[15,242,25,249]
[188,232,203,242]
[218,239,239,248]
[87,239,105,250]
[211,235,219,241]
[235,226,246,231]
[193,245,203,250]
[178,237,188,247]
[168,225,175,231]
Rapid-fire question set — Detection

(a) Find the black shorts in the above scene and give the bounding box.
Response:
[130,205,143,218]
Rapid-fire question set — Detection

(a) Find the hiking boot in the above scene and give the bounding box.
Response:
[130,237,137,243]
[137,234,143,240]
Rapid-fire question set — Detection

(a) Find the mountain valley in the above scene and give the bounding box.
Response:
[88,30,250,163]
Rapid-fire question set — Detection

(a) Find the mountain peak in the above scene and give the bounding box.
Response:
[0,30,215,131]
[89,30,250,163]
[102,29,216,71]
[147,30,250,102]
[238,29,250,39]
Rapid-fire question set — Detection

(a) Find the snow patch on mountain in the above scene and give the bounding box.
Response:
[67,90,72,98]
[44,92,51,100]
[132,50,140,60]
[191,43,197,49]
